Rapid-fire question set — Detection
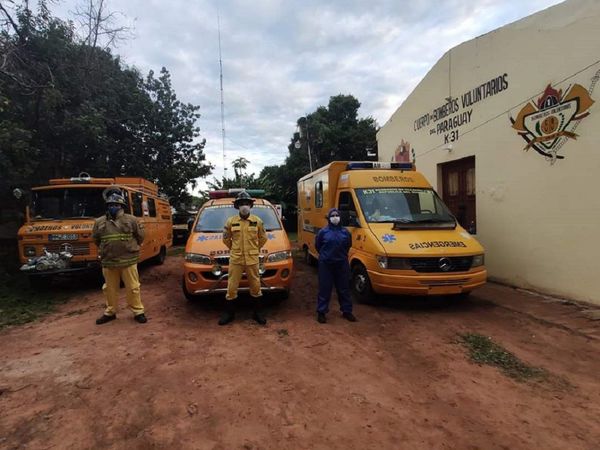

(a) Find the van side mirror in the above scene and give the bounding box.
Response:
[340,210,359,227]
[348,211,360,227]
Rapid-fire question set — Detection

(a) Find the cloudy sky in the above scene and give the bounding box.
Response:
[49,0,562,190]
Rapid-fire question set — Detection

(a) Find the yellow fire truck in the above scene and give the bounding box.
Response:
[298,161,486,302]
[17,173,172,285]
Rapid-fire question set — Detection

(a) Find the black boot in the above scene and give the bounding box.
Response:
[218,301,235,326]
[342,312,357,322]
[317,312,327,323]
[252,298,267,325]
[96,314,116,325]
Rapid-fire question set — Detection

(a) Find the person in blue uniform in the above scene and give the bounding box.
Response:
[315,208,357,324]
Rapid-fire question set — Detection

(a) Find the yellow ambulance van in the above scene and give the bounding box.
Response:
[182,189,293,301]
[298,161,486,302]
[17,173,172,285]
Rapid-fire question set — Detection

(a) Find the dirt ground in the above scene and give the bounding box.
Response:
[1,249,600,450]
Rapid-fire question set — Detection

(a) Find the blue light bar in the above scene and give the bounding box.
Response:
[390,162,414,170]
[347,162,373,170]
[346,161,414,170]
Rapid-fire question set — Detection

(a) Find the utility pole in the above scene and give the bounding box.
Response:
[217,8,227,178]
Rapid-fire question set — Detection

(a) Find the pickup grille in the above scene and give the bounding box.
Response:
[213,255,266,266]
[214,256,230,266]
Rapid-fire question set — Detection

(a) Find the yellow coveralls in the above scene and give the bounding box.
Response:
[223,213,267,300]
[92,210,145,317]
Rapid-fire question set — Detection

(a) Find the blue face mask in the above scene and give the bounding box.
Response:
[108,205,121,217]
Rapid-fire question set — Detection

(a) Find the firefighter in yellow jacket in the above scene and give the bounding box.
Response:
[93,188,147,325]
[219,191,268,326]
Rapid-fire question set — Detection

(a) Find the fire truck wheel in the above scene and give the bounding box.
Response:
[351,264,376,304]
[152,246,167,265]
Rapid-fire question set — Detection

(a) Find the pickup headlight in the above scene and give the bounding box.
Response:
[472,254,485,267]
[184,253,212,265]
[266,250,292,263]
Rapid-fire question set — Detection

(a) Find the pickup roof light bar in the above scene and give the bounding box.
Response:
[346,162,414,171]
[208,189,266,199]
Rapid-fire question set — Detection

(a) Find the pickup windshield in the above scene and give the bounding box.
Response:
[195,205,282,232]
[31,188,109,220]
[355,187,455,225]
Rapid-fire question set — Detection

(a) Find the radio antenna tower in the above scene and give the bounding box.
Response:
[217,8,227,178]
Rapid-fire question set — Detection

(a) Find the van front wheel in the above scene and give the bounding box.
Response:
[351,264,375,304]
[304,247,317,267]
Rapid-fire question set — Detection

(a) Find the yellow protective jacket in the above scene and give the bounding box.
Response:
[92,210,145,268]
[223,213,267,265]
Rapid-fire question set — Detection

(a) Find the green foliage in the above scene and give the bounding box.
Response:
[0,2,211,205]
[459,333,548,381]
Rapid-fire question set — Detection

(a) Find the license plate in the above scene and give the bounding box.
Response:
[49,233,79,241]
[429,286,462,295]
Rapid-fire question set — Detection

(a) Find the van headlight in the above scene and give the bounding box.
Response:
[266,250,292,262]
[376,255,388,269]
[184,253,212,265]
[472,254,485,267]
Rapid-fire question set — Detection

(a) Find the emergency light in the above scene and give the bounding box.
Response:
[346,162,414,171]
[208,189,266,199]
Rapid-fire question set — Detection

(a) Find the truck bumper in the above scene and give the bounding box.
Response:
[183,260,293,296]
[368,268,487,296]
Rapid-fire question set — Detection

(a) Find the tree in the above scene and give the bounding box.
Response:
[0,2,211,207]
[260,94,379,209]
[231,156,250,185]
[139,67,212,205]
[299,95,378,167]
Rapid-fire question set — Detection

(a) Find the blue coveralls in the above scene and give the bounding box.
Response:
[315,220,353,314]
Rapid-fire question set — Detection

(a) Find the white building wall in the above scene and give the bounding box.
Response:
[377,0,600,304]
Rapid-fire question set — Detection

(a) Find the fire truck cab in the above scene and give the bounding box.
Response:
[17,173,172,285]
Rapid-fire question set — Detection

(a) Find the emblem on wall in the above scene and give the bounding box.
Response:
[392,139,414,163]
[511,82,594,163]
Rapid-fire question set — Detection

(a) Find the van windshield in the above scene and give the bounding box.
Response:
[195,205,282,232]
[355,188,455,225]
[31,188,107,220]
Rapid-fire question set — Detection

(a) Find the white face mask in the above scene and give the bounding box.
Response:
[330,216,341,225]
[239,205,251,215]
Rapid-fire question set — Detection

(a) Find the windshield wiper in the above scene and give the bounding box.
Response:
[393,218,456,230]
[413,218,455,223]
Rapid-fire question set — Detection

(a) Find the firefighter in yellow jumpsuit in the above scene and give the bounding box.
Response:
[220,191,268,326]
[93,188,147,325]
